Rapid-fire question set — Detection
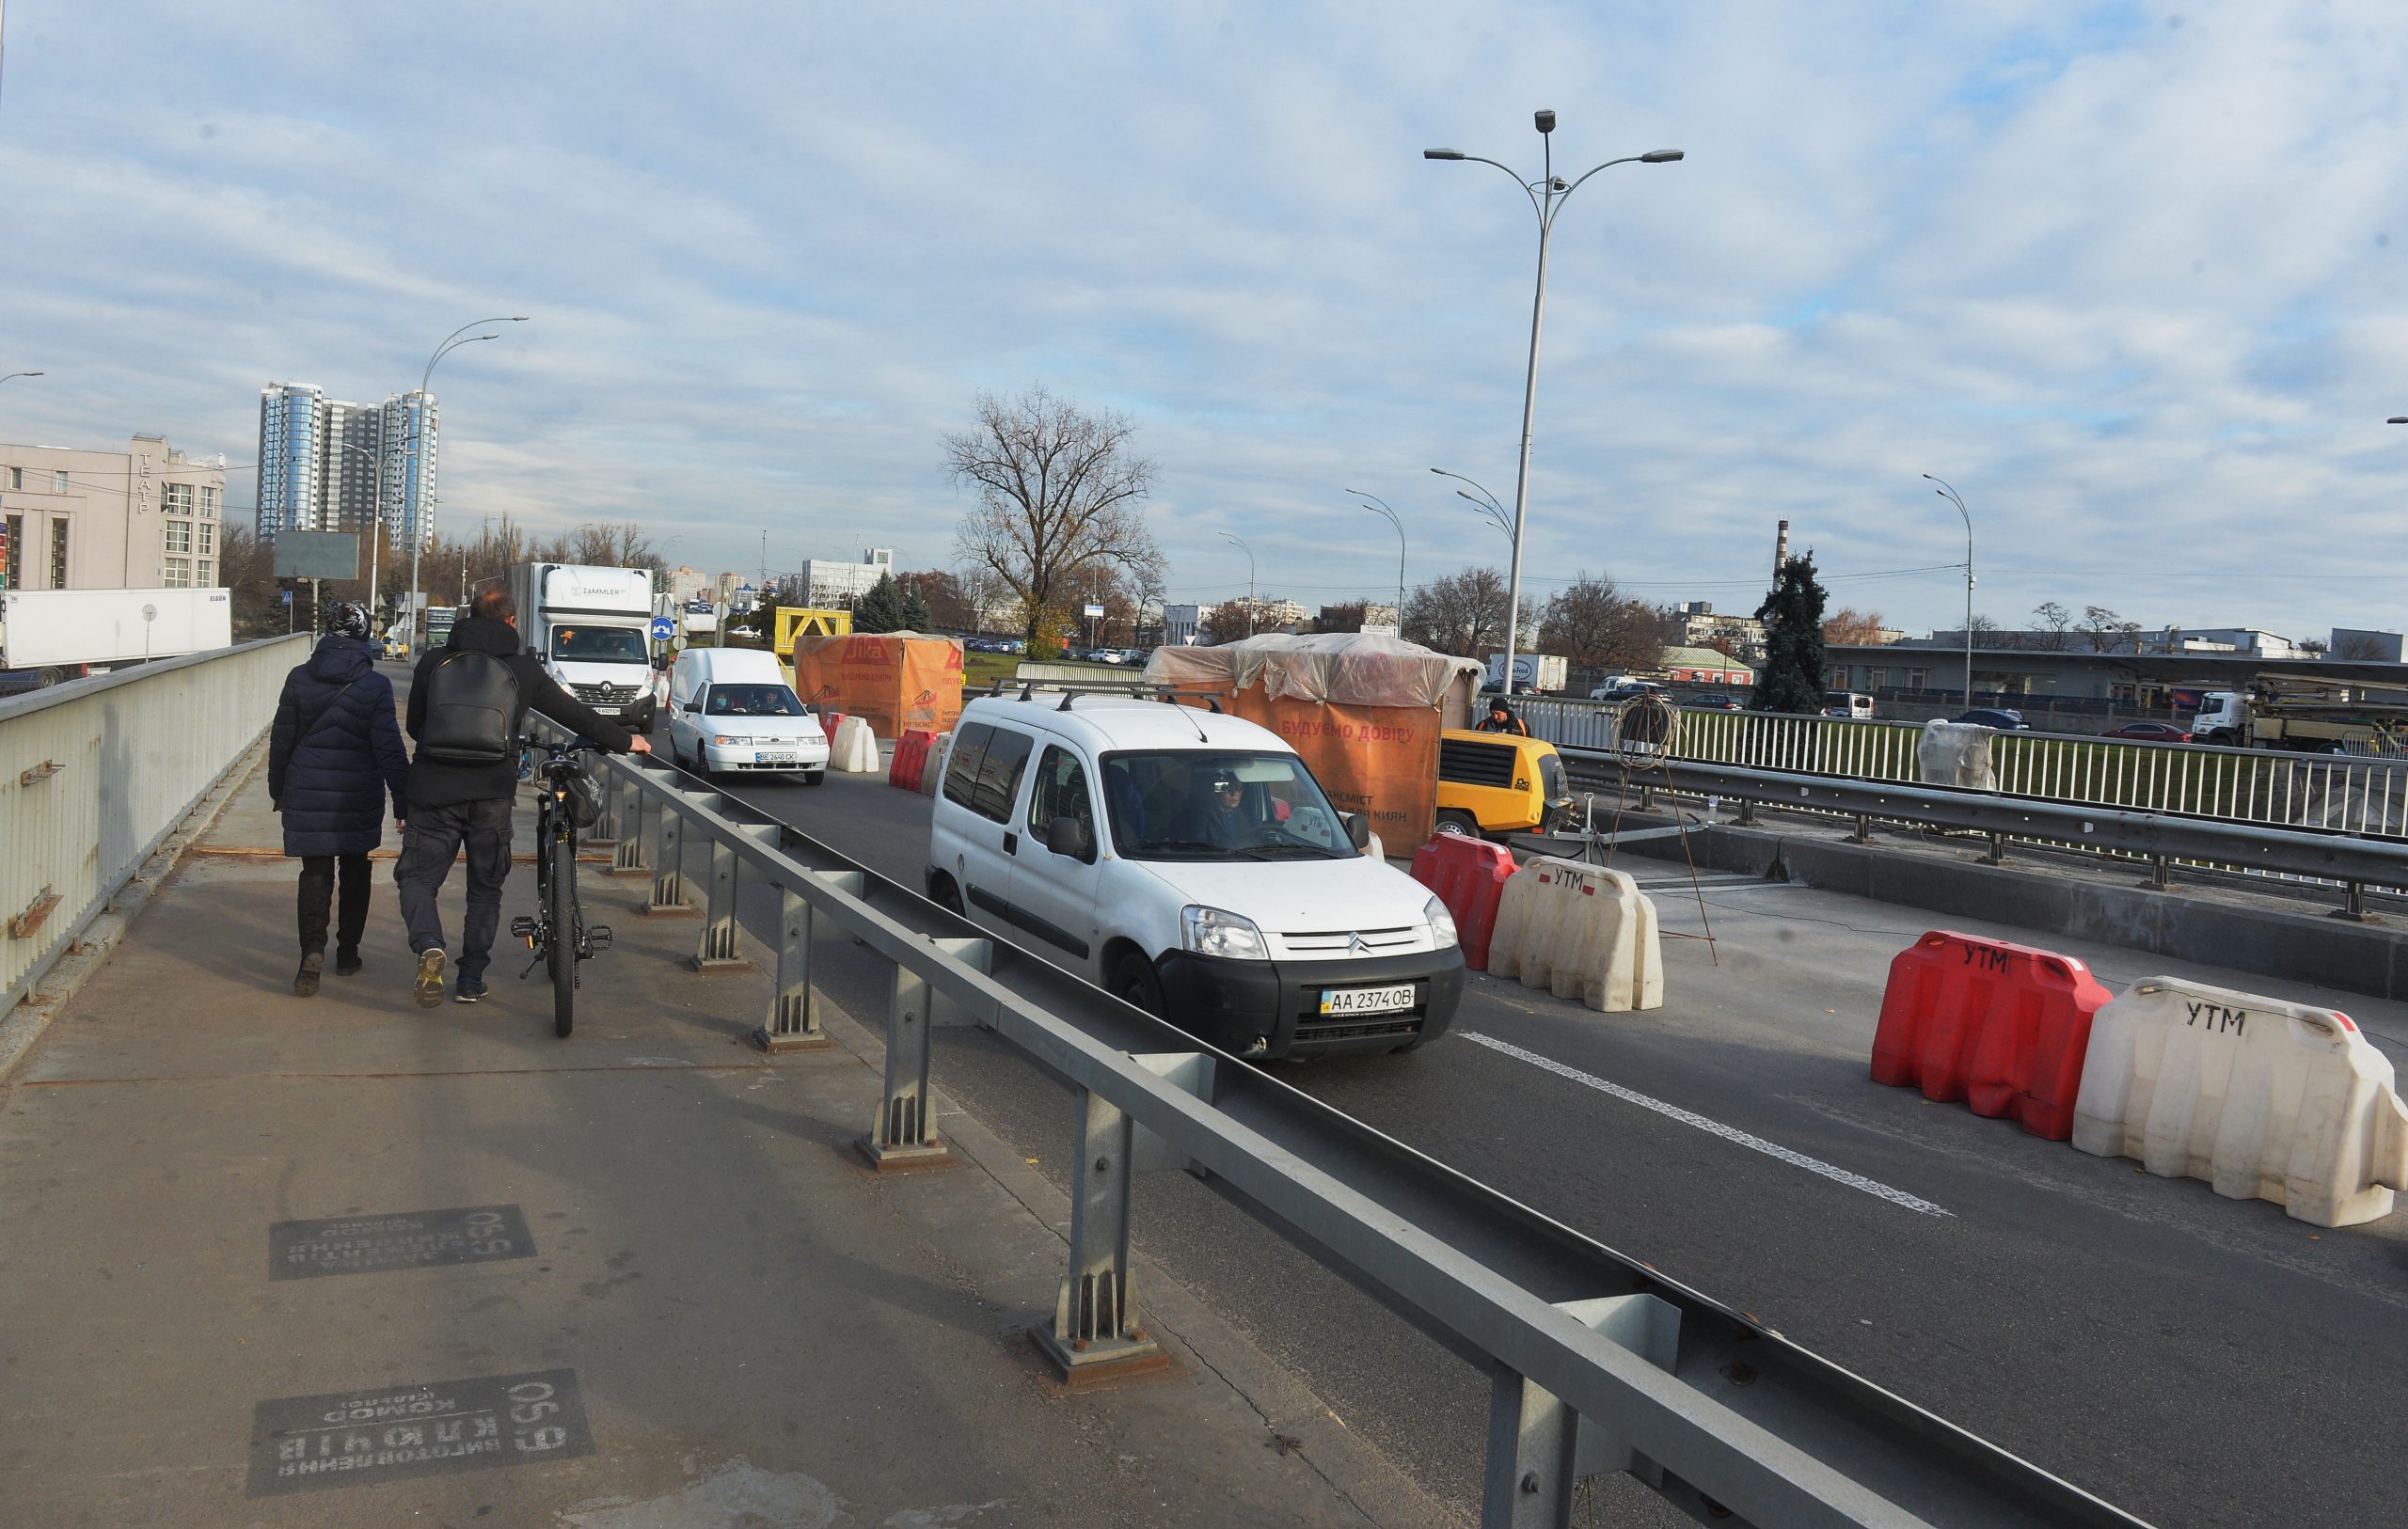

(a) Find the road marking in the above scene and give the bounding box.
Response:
[1461,1032,1954,1218]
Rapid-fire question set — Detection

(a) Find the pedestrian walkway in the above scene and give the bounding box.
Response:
[0,754,1441,1527]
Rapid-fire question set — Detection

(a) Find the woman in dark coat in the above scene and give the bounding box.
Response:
[268,602,410,995]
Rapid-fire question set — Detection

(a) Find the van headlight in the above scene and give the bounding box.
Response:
[1423,894,1459,947]
[1180,905,1269,961]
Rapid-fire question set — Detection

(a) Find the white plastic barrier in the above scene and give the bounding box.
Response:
[830,715,881,774]
[1486,856,1663,1013]
[1916,719,1997,790]
[917,732,950,796]
[2072,977,2408,1227]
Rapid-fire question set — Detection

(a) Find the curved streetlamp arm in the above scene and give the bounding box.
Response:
[422,316,528,392]
[1546,154,1655,229]
[1431,466,1508,516]
[1450,154,1546,221]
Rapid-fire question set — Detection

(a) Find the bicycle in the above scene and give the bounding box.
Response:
[510,735,613,1037]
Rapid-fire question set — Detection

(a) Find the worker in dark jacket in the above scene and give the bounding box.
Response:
[268,601,410,996]
[398,588,651,1007]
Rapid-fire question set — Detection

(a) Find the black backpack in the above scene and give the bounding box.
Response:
[419,652,520,764]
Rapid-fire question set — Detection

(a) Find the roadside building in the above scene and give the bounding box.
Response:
[0,434,228,591]
[1657,601,1768,663]
[796,547,895,607]
[1656,645,1754,686]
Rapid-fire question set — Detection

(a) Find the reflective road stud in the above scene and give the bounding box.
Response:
[856,964,953,1171]
[1030,1085,1171,1388]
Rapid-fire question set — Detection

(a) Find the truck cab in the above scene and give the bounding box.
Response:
[2190,692,2247,746]
[509,563,657,732]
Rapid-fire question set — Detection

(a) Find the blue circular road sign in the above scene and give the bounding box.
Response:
[649,616,676,641]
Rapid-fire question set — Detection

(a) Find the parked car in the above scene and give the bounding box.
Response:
[1823,691,1875,719]
[665,647,830,782]
[1951,707,2029,731]
[2099,721,2193,744]
[927,692,1464,1059]
[1683,693,1744,710]
[1590,681,1665,702]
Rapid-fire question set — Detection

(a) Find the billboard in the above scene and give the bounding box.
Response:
[272,530,359,580]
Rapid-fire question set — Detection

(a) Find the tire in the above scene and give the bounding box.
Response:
[1434,809,1481,839]
[548,833,577,1039]
[803,769,827,788]
[1109,951,1165,1016]
[929,875,966,916]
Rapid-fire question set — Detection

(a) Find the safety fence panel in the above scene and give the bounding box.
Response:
[0,636,305,1007]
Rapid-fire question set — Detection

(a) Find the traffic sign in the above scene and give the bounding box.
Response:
[649,616,676,641]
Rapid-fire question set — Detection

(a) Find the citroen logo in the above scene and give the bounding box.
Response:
[1346,932,1370,954]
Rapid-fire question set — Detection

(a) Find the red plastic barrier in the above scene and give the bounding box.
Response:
[818,709,845,742]
[889,728,937,791]
[1410,833,1517,971]
[1871,930,2113,1140]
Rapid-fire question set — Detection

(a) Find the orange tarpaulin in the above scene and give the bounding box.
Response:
[1146,636,1483,848]
[787,633,963,740]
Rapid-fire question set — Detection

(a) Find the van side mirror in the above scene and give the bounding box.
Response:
[1045,814,1094,861]
[1345,812,1371,850]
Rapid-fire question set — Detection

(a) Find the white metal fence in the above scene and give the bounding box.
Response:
[1,636,306,1007]
[1513,696,2408,839]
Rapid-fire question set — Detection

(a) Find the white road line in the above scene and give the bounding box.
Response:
[1461,1032,1955,1219]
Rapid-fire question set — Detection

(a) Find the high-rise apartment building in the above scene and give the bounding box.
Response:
[793,547,895,607]
[256,383,439,548]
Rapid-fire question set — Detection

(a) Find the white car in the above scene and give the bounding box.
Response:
[926,692,1465,1059]
[664,647,830,783]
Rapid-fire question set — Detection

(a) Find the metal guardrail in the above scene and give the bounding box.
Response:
[0,636,308,1009]
[1514,696,2408,839]
[552,720,2153,1529]
[1560,749,2408,915]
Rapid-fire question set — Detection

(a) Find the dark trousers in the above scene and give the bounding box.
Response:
[395,797,515,982]
[297,854,371,956]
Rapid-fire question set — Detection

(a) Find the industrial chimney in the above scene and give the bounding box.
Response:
[1773,520,1790,584]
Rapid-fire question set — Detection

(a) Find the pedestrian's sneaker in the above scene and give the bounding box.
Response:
[453,979,489,1005]
[334,947,363,976]
[293,952,324,998]
[413,948,448,1009]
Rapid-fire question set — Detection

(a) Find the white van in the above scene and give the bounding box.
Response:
[665,647,830,783]
[926,692,1465,1060]
[1823,690,1875,719]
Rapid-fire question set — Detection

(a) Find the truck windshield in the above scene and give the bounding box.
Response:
[551,626,648,664]
[1101,750,1354,861]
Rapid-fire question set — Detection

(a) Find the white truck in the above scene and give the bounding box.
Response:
[681,599,719,640]
[0,587,235,692]
[505,562,658,732]
[2191,678,2408,754]
[1482,652,1568,695]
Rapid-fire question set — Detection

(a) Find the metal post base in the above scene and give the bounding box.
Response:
[1027,1323,1174,1392]
[852,1133,957,1173]
[641,902,697,919]
[752,1025,834,1054]
[606,863,651,880]
[688,954,753,974]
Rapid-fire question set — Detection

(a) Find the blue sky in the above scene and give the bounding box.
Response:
[3,2,2405,639]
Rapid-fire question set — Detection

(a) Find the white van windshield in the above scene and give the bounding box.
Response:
[704,684,802,717]
[552,625,648,664]
[1101,750,1354,861]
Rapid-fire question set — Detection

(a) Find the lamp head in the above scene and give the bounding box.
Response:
[1640,150,1684,163]
[1423,149,1465,161]
[1534,109,1556,134]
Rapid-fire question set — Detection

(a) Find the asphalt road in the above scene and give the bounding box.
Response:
[696,754,2408,1529]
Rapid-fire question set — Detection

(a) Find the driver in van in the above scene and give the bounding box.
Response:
[1171,767,1250,848]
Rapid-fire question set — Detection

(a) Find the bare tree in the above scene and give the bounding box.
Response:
[1539,573,1663,671]
[1200,597,1288,644]
[2080,604,2141,653]
[2332,633,2387,660]
[1820,607,1890,647]
[2031,601,2073,651]
[1402,567,1532,656]
[946,386,1164,648]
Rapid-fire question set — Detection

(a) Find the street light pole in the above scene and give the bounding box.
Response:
[1346,488,1406,628]
[404,317,528,649]
[1924,475,1976,708]
[1219,532,1256,638]
[0,370,43,386]
[1426,118,1682,695]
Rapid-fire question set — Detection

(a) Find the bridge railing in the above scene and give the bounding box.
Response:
[0,636,307,1008]
[1513,696,2408,839]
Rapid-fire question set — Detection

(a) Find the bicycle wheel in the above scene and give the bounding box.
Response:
[548,831,577,1038]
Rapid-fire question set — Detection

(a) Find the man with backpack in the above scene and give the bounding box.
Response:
[269,601,411,996]
[399,589,653,1008]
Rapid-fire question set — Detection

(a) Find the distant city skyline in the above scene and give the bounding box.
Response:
[255,383,438,549]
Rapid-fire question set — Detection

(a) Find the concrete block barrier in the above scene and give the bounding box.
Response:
[1871,931,2112,1141]
[1487,856,1662,1013]
[830,715,880,774]
[1410,833,1516,970]
[2072,977,2408,1227]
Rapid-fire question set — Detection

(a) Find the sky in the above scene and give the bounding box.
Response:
[3,1,2405,640]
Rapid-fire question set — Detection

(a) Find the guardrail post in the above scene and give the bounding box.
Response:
[644,801,693,917]
[1982,830,2008,865]
[1848,812,1875,844]
[1031,1085,1171,1388]
[690,835,748,970]
[609,785,651,879]
[857,963,954,1172]
[1481,1294,1680,1528]
[752,884,830,1051]
[585,772,622,847]
[2336,880,2373,923]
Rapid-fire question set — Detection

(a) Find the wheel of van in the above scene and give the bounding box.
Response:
[1434,809,1481,839]
[1109,952,1165,1016]
[929,875,966,916]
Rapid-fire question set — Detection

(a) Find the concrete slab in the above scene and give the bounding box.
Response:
[0,761,1439,1527]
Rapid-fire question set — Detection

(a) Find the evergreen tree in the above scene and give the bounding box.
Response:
[899,586,933,631]
[1751,552,1830,714]
[852,572,911,634]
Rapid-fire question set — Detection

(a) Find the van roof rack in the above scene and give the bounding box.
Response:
[977,677,1224,714]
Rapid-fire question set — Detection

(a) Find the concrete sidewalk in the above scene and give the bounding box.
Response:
[0,758,1447,1527]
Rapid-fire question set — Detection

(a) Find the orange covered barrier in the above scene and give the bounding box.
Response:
[788,635,962,743]
[1871,929,2114,1140]
[1410,833,1516,970]
[889,728,939,792]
